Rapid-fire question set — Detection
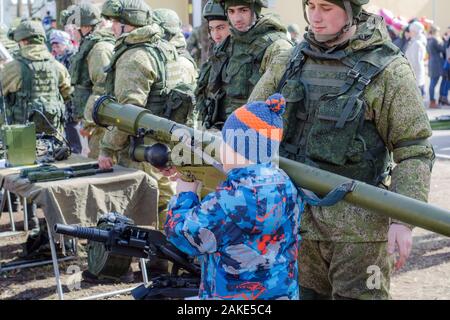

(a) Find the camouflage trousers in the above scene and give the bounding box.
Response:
[119,153,175,231]
[298,239,394,300]
[87,126,107,160]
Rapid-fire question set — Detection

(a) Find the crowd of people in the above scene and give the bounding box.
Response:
[389,19,450,108]
[0,0,437,300]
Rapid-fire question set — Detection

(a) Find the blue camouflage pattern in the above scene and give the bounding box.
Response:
[165,162,303,300]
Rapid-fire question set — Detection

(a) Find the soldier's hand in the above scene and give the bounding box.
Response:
[388,223,413,270]
[98,156,114,170]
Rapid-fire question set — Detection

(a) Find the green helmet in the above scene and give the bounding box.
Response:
[216,0,268,17]
[60,3,101,27]
[203,0,227,21]
[13,19,46,42]
[101,0,152,27]
[303,0,369,43]
[153,8,181,36]
[303,0,369,20]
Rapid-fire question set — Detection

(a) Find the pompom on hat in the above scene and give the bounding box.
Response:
[221,93,286,164]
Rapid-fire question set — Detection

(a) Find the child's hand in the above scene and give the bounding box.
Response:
[175,178,201,194]
[160,166,181,181]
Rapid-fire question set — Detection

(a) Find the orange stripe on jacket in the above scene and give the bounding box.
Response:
[234,107,283,142]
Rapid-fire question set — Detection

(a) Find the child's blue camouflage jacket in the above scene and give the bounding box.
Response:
[165,162,303,300]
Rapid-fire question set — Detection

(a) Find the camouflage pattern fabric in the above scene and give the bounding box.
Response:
[100,24,178,225]
[165,162,303,300]
[0,44,72,135]
[298,239,393,300]
[249,13,433,242]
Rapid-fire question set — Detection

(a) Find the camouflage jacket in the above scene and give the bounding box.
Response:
[79,28,115,129]
[165,162,303,300]
[99,24,180,160]
[249,13,434,242]
[0,44,72,101]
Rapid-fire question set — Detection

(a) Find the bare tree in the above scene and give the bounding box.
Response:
[56,0,75,28]
[17,0,23,18]
[27,0,32,17]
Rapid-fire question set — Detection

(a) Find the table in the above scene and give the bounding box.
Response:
[0,155,159,299]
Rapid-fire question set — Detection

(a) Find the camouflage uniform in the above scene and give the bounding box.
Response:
[186,26,202,68]
[61,3,115,159]
[194,0,229,130]
[0,20,72,135]
[198,0,292,130]
[249,11,434,299]
[165,163,303,300]
[153,9,198,126]
[100,0,187,229]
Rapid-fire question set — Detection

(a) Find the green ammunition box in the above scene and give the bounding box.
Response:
[1,123,37,167]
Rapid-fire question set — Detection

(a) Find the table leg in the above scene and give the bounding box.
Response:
[46,221,65,300]
[23,197,28,231]
[6,191,15,232]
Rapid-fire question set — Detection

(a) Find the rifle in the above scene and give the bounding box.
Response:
[21,163,114,183]
[54,212,201,300]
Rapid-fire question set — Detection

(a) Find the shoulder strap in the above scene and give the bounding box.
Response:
[276,41,309,92]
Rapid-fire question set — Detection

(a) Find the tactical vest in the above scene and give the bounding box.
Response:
[6,56,65,135]
[222,26,288,117]
[105,39,195,124]
[278,41,402,185]
[69,33,115,119]
[195,37,231,129]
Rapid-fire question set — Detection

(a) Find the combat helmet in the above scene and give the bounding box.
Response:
[302,0,369,43]
[101,0,152,27]
[153,8,182,36]
[203,0,227,21]
[216,0,268,16]
[60,3,101,27]
[13,19,46,42]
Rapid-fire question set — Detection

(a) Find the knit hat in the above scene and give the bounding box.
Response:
[221,93,286,164]
[50,30,71,46]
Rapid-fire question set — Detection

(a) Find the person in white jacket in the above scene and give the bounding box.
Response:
[405,21,427,98]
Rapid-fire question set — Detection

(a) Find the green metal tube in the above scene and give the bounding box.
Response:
[93,96,450,237]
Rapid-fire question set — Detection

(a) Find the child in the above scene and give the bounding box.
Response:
[164,94,303,300]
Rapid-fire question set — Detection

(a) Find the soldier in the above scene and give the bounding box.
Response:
[0,19,71,230]
[60,3,115,159]
[153,8,198,86]
[195,0,231,130]
[249,0,435,299]
[201,0,292,130]
[186,25,203,68]
[97,0,188,233]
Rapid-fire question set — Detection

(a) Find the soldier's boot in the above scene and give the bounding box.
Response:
[429,100,439,109]
[299,286,331,300]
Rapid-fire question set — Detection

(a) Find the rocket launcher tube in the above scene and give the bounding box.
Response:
[93,96,450,237]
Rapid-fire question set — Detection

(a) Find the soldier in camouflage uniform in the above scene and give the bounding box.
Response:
[249,0,435,299]
[60,3,115,159]
[0,19,72,230]
[186,26,203,68]
[194,0,230,130]
[199,0,292,130]
[153,9,198,86]
[98,0,189,231]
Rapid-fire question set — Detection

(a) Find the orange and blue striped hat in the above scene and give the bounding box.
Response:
[222,93,286,163]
